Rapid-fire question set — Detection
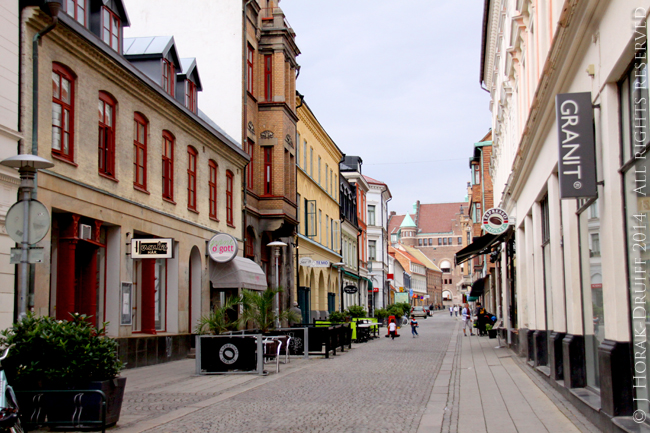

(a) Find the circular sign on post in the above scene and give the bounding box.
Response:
[482,208,510,235]
[5,199,51,244]
[208,233,238,263]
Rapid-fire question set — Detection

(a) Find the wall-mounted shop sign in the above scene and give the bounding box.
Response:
[131,238,173,259]
[555,92,597,199]
[299,257,314,267]
[343,285,358,294]
[311,260,330,267]
[482,208,509,235]
[207,233,238,263]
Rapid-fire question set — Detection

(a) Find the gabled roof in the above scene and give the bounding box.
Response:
[400,213,416,228]
[106,0,130,27]
[389,245,426,275]
[180,58,203,90]
[417,202,467,233]
[123,36,181,71]
[401,245,442,272]
[388,214,405,235]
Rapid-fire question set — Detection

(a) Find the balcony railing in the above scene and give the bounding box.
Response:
[260,7,293,32]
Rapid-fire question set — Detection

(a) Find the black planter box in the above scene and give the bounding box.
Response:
[488,329,497,339]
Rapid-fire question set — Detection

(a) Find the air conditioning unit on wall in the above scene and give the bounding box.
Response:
[79,224,92,240]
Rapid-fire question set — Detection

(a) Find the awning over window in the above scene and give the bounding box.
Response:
[209,256,267,291]
[468,277,486,301]
[362,277,373,290]
[343,271,360,280]
[454,227,513,265]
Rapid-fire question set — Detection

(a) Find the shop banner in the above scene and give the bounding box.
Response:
[131,238,173,259]
[555,92,597,199]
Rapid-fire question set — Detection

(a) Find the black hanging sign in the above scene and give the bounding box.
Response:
[555,92,597,199]
[343,285,358,294]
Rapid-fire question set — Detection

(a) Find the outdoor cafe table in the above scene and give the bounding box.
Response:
[356,323,372,342]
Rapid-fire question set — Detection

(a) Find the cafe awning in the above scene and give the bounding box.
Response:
[209,256,267,291]
[467,277,486,301]
[454,227,513,265]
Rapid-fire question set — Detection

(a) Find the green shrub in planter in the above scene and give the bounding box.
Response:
[0,313,122,389]
[328,311,347,323]
[345,305,367,318]
[375,308,389,320]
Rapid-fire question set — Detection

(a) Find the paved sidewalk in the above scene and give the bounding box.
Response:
[419,319,601,433]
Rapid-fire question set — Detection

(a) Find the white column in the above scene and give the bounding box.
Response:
[548,174,566,333]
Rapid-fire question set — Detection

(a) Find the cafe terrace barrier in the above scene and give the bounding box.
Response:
[309,322,352,357]
[196,334,265,375]
[264,327,309,359]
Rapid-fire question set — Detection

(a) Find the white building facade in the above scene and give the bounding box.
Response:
[481,0,650,430]
[364,175,391,311]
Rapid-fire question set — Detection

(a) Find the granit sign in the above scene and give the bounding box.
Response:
[555,92,597,199]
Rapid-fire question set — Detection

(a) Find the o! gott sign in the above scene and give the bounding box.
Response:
[207,233,239,263]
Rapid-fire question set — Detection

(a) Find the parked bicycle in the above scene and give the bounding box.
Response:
[0,345,24,433]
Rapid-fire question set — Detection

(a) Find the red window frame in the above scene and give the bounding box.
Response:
[226,170,234,226]
[247,45,254,94]
[98,91,116,178]
[209,160,217,220]
[66,0,86,26]
[52,63,75,162]
[134,113,148,190]
[185,80,197,113]
[102,7,120,51]
[246,139,254,190]
[245,227,254,258]
[264,54,272,102]
[162,59,174,96]
[264,147,272,195]
[162,131,175,201]
[187,146,198,211]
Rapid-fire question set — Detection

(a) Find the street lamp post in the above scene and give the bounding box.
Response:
[332,262,345,312]
[1,155,54,320]
[267,241,287,328]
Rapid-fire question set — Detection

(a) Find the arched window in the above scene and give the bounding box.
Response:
[208,160,217,220]
[52,63,76,161]
[245,227,255,259]
[187,146,198,211]
[133,112,148,190]
[98,91,116,178]
[162,131,175,201]
[440,260,452,273]
[226,170,234,226]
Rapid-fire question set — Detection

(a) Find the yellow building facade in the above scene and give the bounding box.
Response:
[296,100,343,321]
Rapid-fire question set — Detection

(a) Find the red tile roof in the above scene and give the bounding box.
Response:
[417,202,467,233]
[363,175,386,186]
[388,214,405,235]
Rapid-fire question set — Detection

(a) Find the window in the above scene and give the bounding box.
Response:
[368,205,375,226]
[330,169,333,195]
[473,164,481,185]
[303,140,307,169]
[318,156,321,185]
[306,199,316,238]
[102,7,120,51]
[297,193,301,233]
[185,80,197,113]
[66,0,85,25]
[429,238,432,246]
[319,209,322,243]
[590,233,600,257]
[187,146,197,211]
[247,45,254,94]
[154,258,167,331]
[209,160,217,219]
[310,147,313,176]
[443,238,447,245]
[264,54,272,101]
[418,238,422,246]
[245,227,255,259]
[264,147,273,195]
[325,164,328,193]
[162,131,174,201]
[245,139,254,190]
[133,113,147,190]
[296,134,300,167]
[52,63,75,161]
[440,260,451,273]
[162,59,174,96]
[448,237,452,245]
[98,92,116,177]
[226,170,234,226]
[369,240,376,260]
[458,237,462,245]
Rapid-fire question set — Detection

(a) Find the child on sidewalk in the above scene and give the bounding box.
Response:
[410,315,419,337]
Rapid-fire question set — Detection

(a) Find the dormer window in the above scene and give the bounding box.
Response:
[102,7,120,51]
[162,59,174,96]
[185,80,197,113]
[66,0,86,26]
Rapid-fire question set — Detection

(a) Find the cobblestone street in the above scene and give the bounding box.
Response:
[91,312,600,433]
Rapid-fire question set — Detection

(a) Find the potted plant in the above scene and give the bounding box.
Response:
[240,287,301,333]
[327,311,346,323]
[345,305,367,319]
[486,324,497,339]
[375,308,389,326]
[0,313,126,427]
[195,296,241,334]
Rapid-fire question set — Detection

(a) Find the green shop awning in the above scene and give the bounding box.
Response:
[362,277,373,290]
[343,271,360,280]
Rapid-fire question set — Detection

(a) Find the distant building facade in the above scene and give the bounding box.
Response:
[363,175,391,312]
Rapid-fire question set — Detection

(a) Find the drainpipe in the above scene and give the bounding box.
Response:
[32,1,60,197]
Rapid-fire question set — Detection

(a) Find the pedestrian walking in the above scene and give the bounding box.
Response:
[410,315,419,337]
[289,302,302,326]
[462,303,473,336]
[449,306,453,317]
[453,305,459,317]
[388,319,397,340]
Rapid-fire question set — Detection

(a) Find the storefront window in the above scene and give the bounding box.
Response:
[621,40,650,414]
[579,200,604,390]
[155,258,167,331]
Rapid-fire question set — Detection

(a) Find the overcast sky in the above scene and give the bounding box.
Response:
[280,1,492,215]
